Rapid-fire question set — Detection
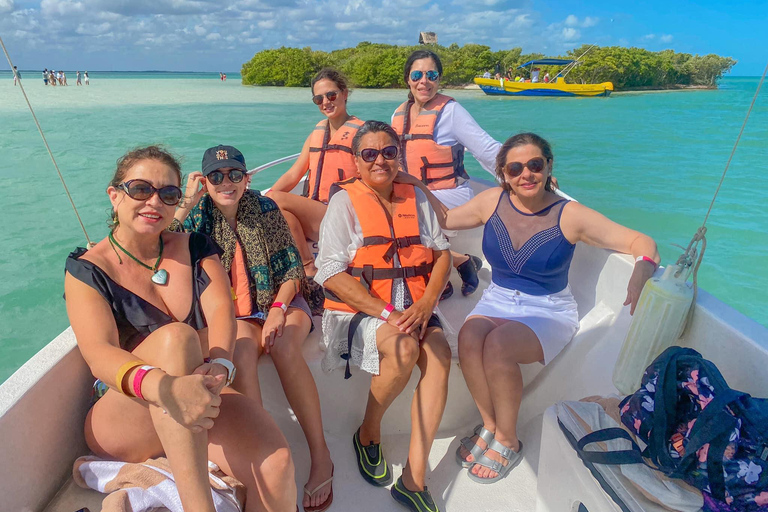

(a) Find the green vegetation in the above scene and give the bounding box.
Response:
[241,43,736,90]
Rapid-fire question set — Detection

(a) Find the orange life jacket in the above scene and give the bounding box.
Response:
[229,241,252,318]
[392,94,468,190]
[323,178,434,314]
[305,116,364,203]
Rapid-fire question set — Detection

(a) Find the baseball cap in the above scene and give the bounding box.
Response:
[202,145,247,176]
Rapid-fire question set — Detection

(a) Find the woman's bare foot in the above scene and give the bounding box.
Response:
[458,433,490,465]
[302,450,334,509]
[470,439,520,479]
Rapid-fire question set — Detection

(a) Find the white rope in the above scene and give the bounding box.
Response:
[677,61,767,335]
[1,35,93,246]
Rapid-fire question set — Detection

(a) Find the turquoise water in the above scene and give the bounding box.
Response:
[0,73,766,384]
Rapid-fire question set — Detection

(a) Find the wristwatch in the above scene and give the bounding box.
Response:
[210,358,237,387]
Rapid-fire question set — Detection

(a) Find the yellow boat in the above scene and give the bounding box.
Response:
[474,58,614,97]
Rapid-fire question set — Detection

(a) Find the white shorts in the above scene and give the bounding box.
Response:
[432,182,474,238]
[467,282,580,365]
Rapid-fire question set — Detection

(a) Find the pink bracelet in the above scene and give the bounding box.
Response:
[380,303,395,321]
[635,255,658,268]
[271,301,288,313]
[132,365,156,401]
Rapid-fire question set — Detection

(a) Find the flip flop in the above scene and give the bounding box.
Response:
[455,424,495,468]
[303,465,334,512]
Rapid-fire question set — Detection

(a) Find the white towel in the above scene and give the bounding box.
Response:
[73,456,244,512]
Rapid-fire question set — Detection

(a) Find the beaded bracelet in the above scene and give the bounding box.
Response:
[132,365,156,401]
[115,360,144,396]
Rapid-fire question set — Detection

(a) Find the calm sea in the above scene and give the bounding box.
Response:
[0,71,766,383]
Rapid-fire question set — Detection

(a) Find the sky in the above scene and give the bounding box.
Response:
[0,0,764,74]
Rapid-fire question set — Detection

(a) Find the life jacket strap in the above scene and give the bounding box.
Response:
[401,133,433,141]
[347,262,432,282]
[309,144,354,154]
[341,311,367,379]
[362,235,423,262]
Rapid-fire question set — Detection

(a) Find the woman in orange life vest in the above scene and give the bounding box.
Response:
[172,145,334,512]
[268,68,364,278]
[315,121,452,511]
[393,49,503,300]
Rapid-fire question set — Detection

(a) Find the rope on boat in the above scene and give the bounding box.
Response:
[678,60,768,335]
[0,35,93,247]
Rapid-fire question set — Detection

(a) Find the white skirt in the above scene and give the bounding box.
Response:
[467,282,580,365]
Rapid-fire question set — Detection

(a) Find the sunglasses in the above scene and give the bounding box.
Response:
[312,90,339,105]
[357,145,399,163]
[409,70,440,82]
[118,179,183,206]
[504,157,549,177]
[207,169,246,186]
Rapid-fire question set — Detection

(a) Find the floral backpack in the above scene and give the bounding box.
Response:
[583,347,768,510]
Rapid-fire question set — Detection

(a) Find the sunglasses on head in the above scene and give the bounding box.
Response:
[312,90,339,105]
[206,169,246,186]
[357,145,399,163]
[504,157,548,177]
[409,70,440,82]
[118,179,183,206]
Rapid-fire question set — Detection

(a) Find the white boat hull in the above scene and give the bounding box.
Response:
[2,177,767,512]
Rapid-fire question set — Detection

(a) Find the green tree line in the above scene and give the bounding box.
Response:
[241,43,736,90]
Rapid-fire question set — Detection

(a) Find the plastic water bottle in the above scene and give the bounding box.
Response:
[612,264,694,395]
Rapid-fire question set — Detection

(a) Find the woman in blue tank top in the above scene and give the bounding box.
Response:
[400,133,659,484]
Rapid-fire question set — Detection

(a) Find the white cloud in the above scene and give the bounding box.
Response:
[0,0,605,70]
[660,34,673,43]
[561,27,579,41]
[256,19,276,29]
[565,14,598,28]
[0,0,14,13]
[643,33,656,40]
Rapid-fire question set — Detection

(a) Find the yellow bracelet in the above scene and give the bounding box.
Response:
[115,360,144,396]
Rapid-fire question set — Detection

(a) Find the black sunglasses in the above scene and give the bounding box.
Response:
[312,90,339,105]
[118,179,182,206]
[504,157,549,177]
[409,70,440,82]
[357,145,399,163]
[207,169,246,185]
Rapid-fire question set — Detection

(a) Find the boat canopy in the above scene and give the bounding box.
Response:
[518,59,575,68]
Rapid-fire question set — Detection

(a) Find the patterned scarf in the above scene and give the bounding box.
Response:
[170,190,313,317]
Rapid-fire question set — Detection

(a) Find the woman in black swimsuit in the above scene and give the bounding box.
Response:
[64,146,296,512]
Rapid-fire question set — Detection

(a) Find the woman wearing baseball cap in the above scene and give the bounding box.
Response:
[172,145,335,512]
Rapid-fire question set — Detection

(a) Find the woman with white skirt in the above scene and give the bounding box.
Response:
[397,132,659,484]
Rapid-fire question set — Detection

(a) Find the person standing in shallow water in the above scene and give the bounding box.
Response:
[172,145,335,512]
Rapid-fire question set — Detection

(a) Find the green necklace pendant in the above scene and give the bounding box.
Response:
[151,269,168,285]
[109,233,168,285]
